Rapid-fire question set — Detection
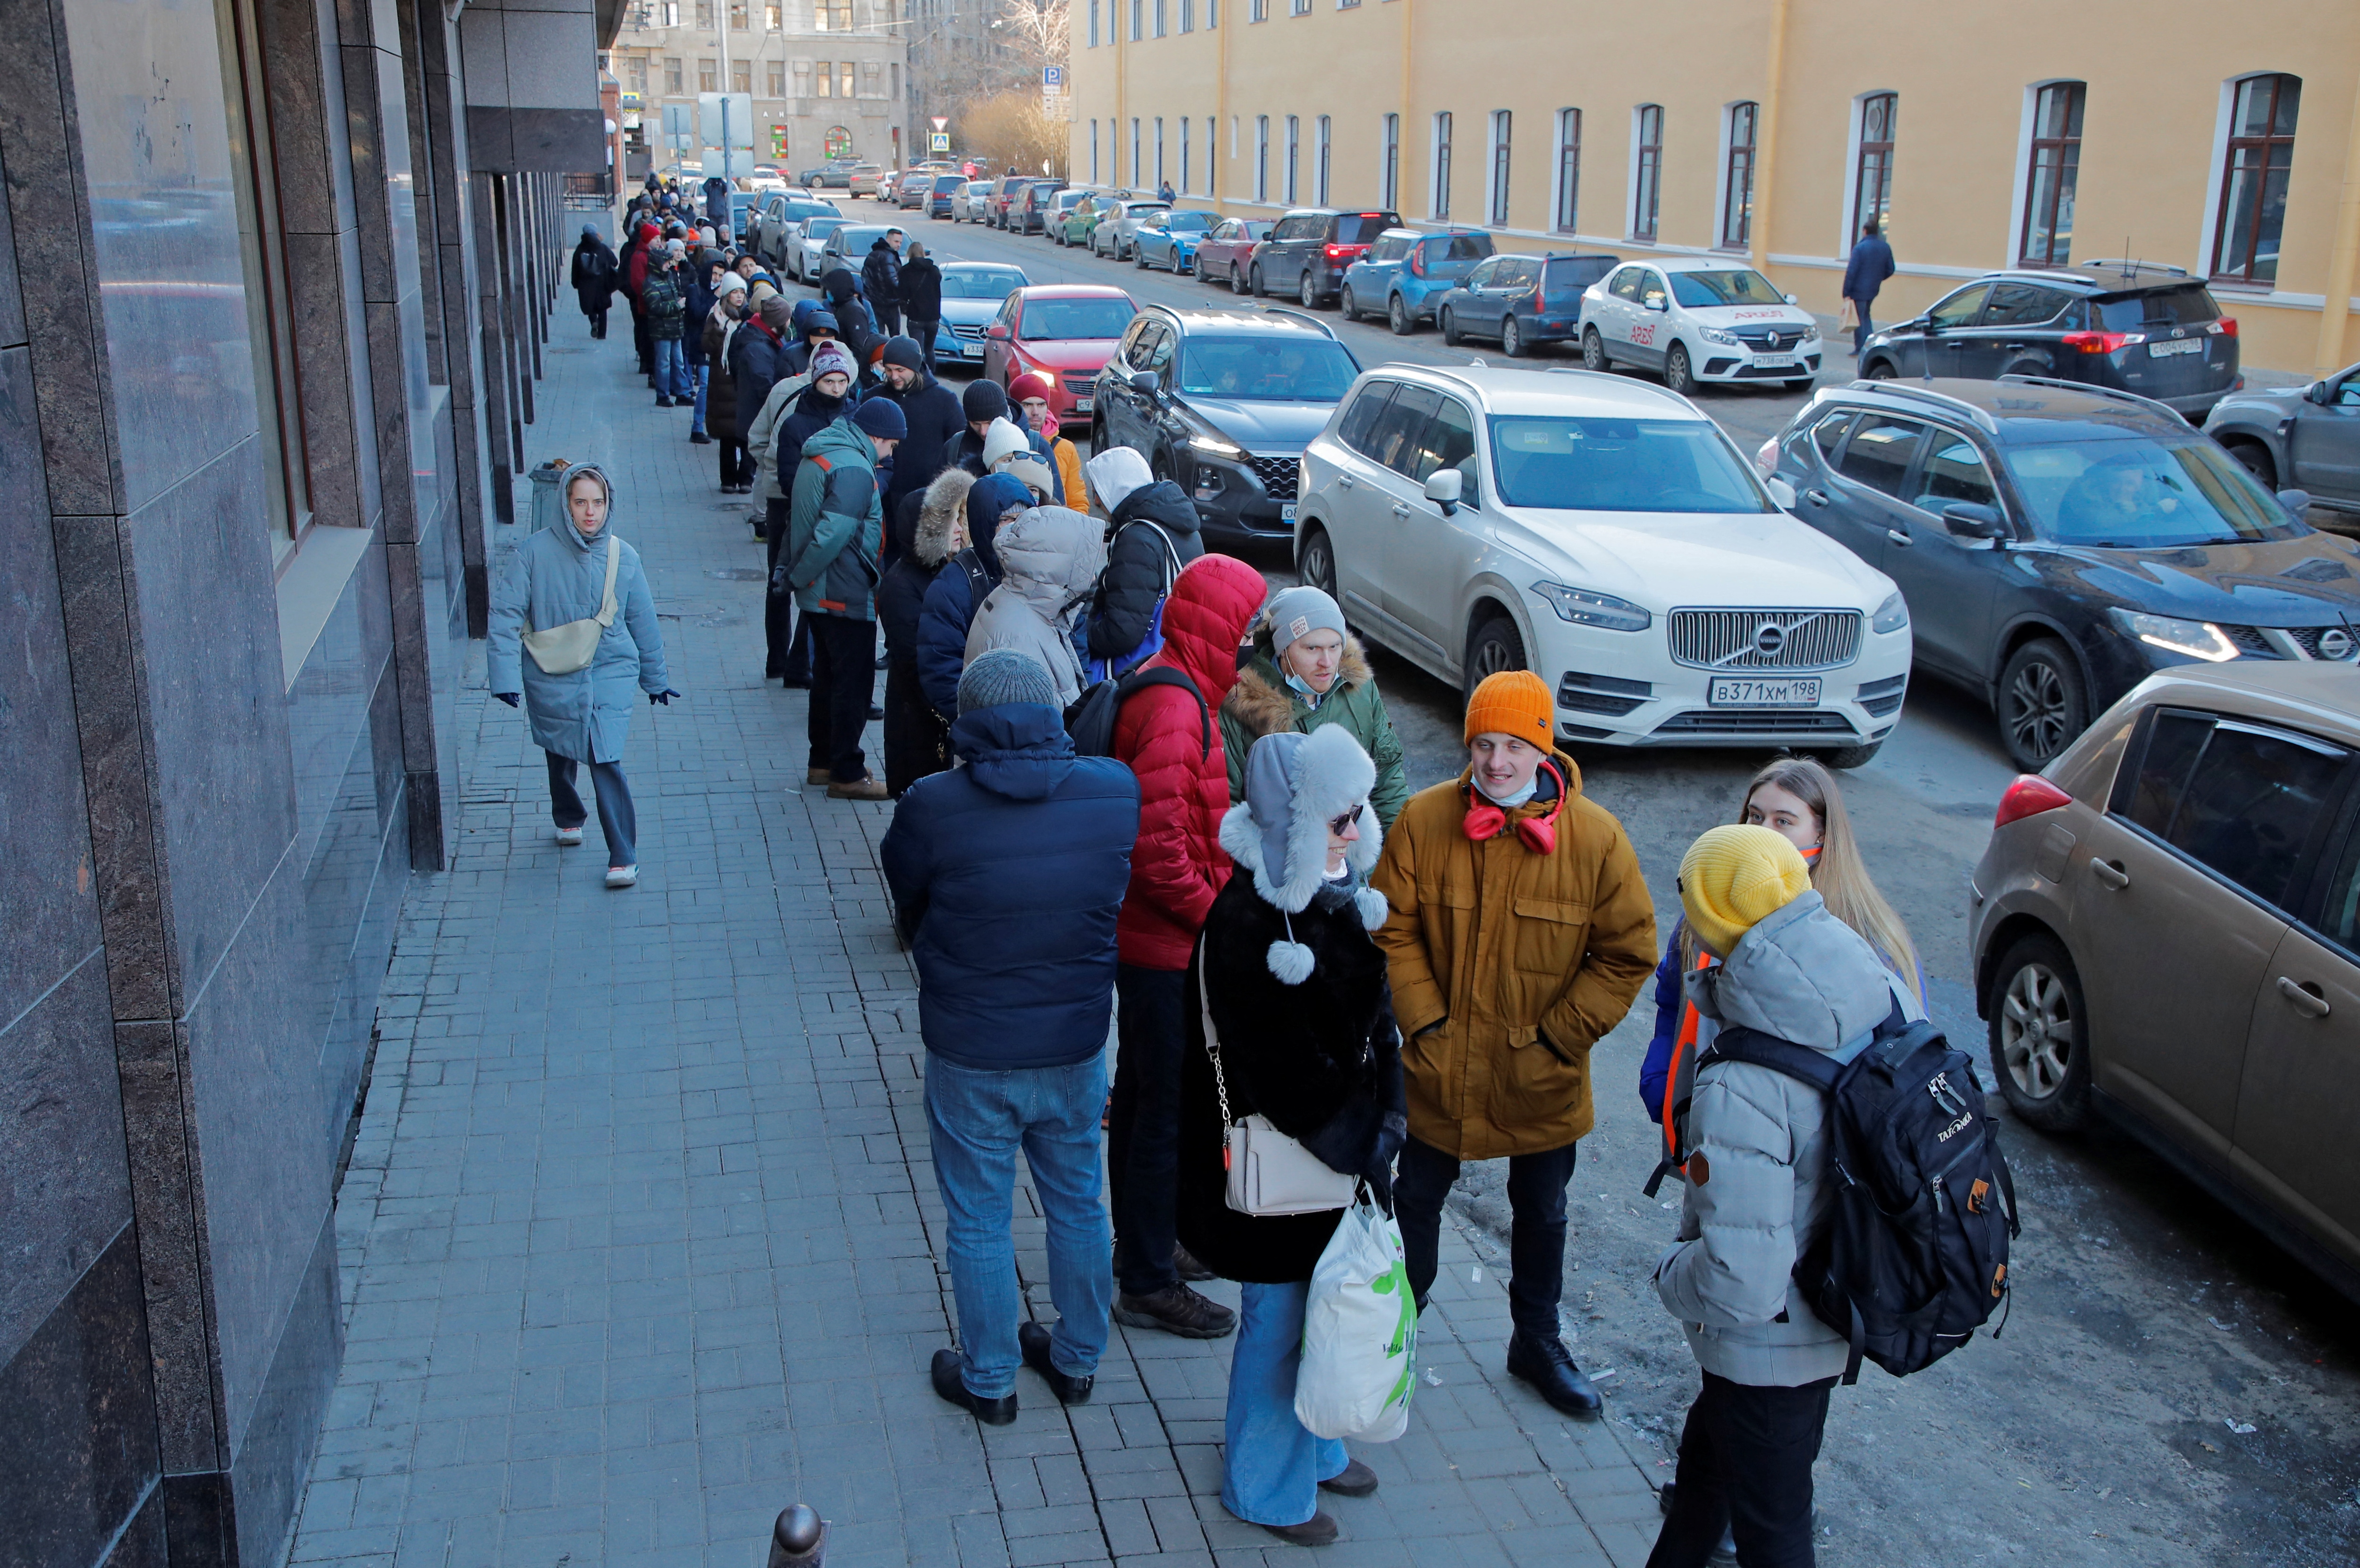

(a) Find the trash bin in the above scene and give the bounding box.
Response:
[528,459,569,533]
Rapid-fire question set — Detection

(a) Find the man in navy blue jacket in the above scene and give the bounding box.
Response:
[882,649,1141,1425]
[1841,220,1896,358]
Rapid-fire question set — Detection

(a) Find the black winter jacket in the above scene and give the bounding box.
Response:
[877,371,966,521]
[879,474,968,794]
[1087,480,1206,664]
[729,319,789,444]
[862,239,903,311]
[777,385,860,472]
[570,238,617,313]
[900,256,944,320]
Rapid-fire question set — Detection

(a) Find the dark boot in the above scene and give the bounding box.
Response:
[1018,1321,1093,1405]
[1506,1332,1603,1420]
[1318,1459,1378,1498]
[1113,1283,1236,1340]
[930,1348,1016,1425]
[1259,1511,1338,1546]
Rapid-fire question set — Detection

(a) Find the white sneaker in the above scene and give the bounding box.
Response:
[556,826,584,846]
[605,865,639,888]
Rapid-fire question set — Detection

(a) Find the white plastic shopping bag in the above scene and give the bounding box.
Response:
[1293,1194,1417,1442]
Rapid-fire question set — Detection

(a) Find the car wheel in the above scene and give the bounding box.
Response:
[1501,316,1526,358]
[1440,308,1461,346]
[1135,247,1149,269]
[1816,739,1885,769]
[1389,294,1414,336]
[1299,270,1320,309]
[1989,932,2092,1132]
[1340,287,1359,322]
[1298,528,1338,601]
[1231,261,1252,297]
[1996,638,2087,771]
[1863,359,1897,381]
[1583,326,1608,371]
[2225,438,2278,488]
[1462,612,1528,707]
[1252,265,1269,298]
[1665,342,1697,396]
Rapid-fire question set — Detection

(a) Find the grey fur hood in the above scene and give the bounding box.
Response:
[915,467,972,569]
[1217,725,1387,982]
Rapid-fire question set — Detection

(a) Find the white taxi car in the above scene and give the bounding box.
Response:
[1581,258,1822,396]
[1293,366,1912,766]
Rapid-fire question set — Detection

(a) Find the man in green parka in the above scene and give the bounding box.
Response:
[1217,586,1409,830]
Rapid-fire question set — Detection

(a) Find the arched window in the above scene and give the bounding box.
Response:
[2213,73,2300,286]
[1853,92,1897,237]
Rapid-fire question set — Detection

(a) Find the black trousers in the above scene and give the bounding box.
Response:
[1395,1134,1579,1341]
[718,434,751,489]
[1648,1373,1836,1568]
[805,611,876,781]
[906,317,940,373]
[633,308,652,374]
[875,304,903,338]
[1108,963,1188,1296]
[762,498,811,681]
[587,306,608,339]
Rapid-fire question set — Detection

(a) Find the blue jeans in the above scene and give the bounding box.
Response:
[925,1052,1114,1400]
[690,362,710,433]
[653,336,688,399]
[1223,1281,1350,1527]
[1849,301,1874,355]
[546,751,636,867]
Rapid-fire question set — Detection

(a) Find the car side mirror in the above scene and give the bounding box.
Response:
[1764,475,1798,509]
[1943,501,2008,542]
[1130,370,1160,395]
[1424,467,1463,514]
[2278,488,2314,514]
[1643,295,1668,313]
[1784,293,1799,306]
[985,323,1011,341]
[2308,381,2334,405]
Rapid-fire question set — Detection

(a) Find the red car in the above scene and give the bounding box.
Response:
[1194,217,1275,294]
[982,285,1140,426]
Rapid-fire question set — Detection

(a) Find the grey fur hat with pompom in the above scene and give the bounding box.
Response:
[1217,726,1386,983]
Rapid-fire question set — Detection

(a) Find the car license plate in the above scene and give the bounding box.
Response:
[1281,504,1298,526]
[2150,338,2202,357]
[1708,676,1821,708]
[1073,397,1093,413]
[1752,355,1796,370]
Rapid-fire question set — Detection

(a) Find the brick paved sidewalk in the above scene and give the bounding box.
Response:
[283,326,1663,1568]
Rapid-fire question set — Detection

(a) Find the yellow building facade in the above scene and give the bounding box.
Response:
[1066,0,2360,376]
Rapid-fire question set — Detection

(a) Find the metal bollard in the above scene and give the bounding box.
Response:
[766,1503,827,1567]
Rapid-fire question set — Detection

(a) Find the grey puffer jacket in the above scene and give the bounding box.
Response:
[1652,889,1922,1386]
[962,506,1106,708]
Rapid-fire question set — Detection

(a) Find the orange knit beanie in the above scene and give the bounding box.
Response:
[1463,669,1553,749]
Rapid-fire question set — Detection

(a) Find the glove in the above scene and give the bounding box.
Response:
[769,562,791,595]
[1361,1112,1407,1216]
[493,691,521,708]
[649,688,680,706]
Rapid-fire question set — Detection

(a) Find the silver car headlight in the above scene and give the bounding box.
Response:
[1800,321,1821,343]
[1871,591,1909,634]
[1698,326,1742,347]
[1530,582,1652,632]
[2110,609,2239,663]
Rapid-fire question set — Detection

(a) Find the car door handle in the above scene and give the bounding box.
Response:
[1804,488,1830,507]
[2090,858,2130,890]
[2276,977,2332,1019]
[2005,342,2030,351]
[1338,474,1355,489]
[1886,528,1913,547]
[1391,503,1411,519]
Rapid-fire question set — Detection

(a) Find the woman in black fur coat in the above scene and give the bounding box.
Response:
[1178,725,1405,1547]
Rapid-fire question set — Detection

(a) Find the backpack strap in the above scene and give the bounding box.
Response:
[1700,1026,1846,1094]
[1118,666,1211,760]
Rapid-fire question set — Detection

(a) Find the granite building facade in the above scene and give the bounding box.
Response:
[0,0,615,1562]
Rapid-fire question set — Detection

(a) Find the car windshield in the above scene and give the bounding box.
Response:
[1998,429,2303,547]
[836,227,895,251]
[940,268,1026,299]
[803,218,848,239]
[1021,298,1136,340]
[2092,285,2222,332]
[1177,337,1359,401]
[1164,211,1215,232]
[1126,203,1169,217]
[1486,416,1770,512]
[1668,269,1786,308]
[784,202,835,219]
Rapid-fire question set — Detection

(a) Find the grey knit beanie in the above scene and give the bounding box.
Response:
[957,649,1058,712]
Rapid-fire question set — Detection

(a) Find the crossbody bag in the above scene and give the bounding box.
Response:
[522,535,620,675]
[1203,965,1357,1216]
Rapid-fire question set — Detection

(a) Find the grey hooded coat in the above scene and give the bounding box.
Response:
[486,464,672,764]
[961,506,1106,708]
[1652,889,1922,1386]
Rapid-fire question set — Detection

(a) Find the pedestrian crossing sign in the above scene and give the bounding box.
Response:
[930,131,951,153]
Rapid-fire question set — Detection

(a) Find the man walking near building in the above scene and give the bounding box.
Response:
[781,396,906,800]
[864,227,906,338]
[884,649,1141,1425]
[1841,220,1895,358]
[1369,670,1657,1418]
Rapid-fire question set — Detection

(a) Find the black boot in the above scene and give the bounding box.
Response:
[1018,1321,1093,1405]
[1506,1332,1603,1420]
[930,1348,1016,1425]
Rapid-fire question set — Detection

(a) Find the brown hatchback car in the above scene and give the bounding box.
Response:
[1970,661,2360,1299]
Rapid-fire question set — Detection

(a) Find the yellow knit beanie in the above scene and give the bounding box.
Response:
[1463,669,1553,749]
[1678,824,1812,958]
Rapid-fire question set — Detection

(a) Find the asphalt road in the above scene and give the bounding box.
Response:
[835,198,2360,1566]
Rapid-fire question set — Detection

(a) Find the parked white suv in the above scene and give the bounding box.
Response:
[1293,366,1913,765]
[1580,257,1823,396]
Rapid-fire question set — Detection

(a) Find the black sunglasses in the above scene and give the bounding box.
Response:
[1327,809,1360,836]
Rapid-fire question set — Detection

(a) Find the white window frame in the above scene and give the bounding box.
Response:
[1628,103,1662,241]
[2006,79,2069,269]
[1381,112,1399,210]
[1088,0,1099,45]
[1430,110,1452,221]
[1256,114,1270,201]
[1286,114,1300,202]
[1486,109,1511,228]
[1552,107,1580,234]
[1839,90,1898,255]
[2197,72,2302,290]
[1154,0,1165,35]
[1315,115,1331,205]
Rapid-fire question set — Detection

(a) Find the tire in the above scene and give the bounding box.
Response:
[1298,527,1338,600]
[1863,358,1897,381]
[1300,270,1320,309]
[1135,247,1149,269]
[1440,308,1461,346]
[1231,261,1252,297]
[1665,342,1697,397]
[1389,294,1414,336]
[1582,326,1608,371]
[1996,637,2088,771]
[2226,438,2278,488]
[1462,612,1528,707]
[1340,287,1360,322]
[1501,315,1526,358]
[1252,265,1269,298]
[1817,739,1885,769]
[1989,932,2092,1132]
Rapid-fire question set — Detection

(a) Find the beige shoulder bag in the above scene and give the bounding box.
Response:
[522,535,620,675]
[1205,965,1358,1216]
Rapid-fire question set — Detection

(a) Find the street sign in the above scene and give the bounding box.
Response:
[1042,65,1064,87]
[929,131,951,153]
[661,103,693,137]
[699,92,754,149]
[931,116,949,131]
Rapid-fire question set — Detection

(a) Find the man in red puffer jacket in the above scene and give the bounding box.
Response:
[1108,553,1268,1339]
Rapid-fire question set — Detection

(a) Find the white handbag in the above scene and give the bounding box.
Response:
[1203,967,1358,1217]
[522,535,620,675]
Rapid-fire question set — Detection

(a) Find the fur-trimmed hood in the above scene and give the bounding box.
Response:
[1218,726,1387,980]
[1223,632,1375,743]
[915,467,972,569]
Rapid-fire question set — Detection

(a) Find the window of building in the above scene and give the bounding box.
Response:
[2214,73,2301,287]
[220,0,311,558]
[1315,115,1330,205]
[890,63,899,97]
[1089,119,1100,182]
[815,59,832,95]
[1631,103,1661,240]
[732,59,751,94]
[1206,117,1217,194]
[1207,0,1217,24]
[1250,0,1267,19]
[819,0,851,26]
[1431,111,1452,220]
[1256,115,1270,201]
[838,61,854,96]
[666,56,683,93]
[628,55,648,92]
[1180,117,1191,190]
[1291,0,1309,12]
[1853,92,1897,238]
[1181,0,1193,29]
[729,0,747,26]
[767,1,781,25]
[2018,82,2083,267]
[766,60,784,96]
[695,0,711,24]
[860,61,879,95]
[1155,117,1166,185]
[1488,109,1511,226]
[1553,108,1580,233]
[1131,0,1143,37]
[1088,0,1099,44]
[1721,101,1757,247]
[823,123,852,157]
[1154,0,1165,34]
[1285,115,1299,202]
[699,58,716,93]
[1131,117,1142,185]
[659,0,677,24]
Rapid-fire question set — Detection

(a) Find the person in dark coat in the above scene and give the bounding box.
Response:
[882,649,1141,1425]
[704,273,751,491]
[624,220,660,377]
[900,242,945,373]
[1081,445,1206,673]
[916,472,1030,721]
[873,337,967,531]
[863,228,906,336]
[1179,725,1403,1545]
[879,470,972,794]
[1841,220,1896,357]
[684,247,724,440]
[776,341,862,464]
[570,224,618,338]
[781,306,839,377]
[730,294,792,457]
[821,267,877,340]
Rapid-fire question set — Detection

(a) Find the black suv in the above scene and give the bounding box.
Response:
[1858,263,2241,418]
[1013,179,1068,235]
[1249,208,1403,309]
[1093,304,1364,545]
[1768,376,2358,768]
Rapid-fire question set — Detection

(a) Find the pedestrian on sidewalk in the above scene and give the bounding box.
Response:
[1082,446,1203,677]
[570,223,617,339]
[944,380,1011,477]
[1180,726,1403,1547]
[872,337,964,533]
[1007,373,1085,507]
[1841,220,1895,358]
[487,464,676,890]
[683,247,726,441]
[731,289,791,518]
[1645,825,1925,1568]
[703,272,752,492]
[901,242,944,374]
[821,267,877,341]
[962,505,1106,709]
[782,396,904,799]
[977,414,1064,504]
[1219,585,1410,830]
[781,307,839,377]
[1369,670,1656,1419]
[883,649,1140,1426]
[776,341,863,461]
[1107,552,1269,1340]
[625,220,660,379]
[916,472,1029,721]
[863,227,906,337]
[878,470,971,793]
[645,241,691,406]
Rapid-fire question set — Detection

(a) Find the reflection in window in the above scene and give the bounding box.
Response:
[1632,104,1662,240]
[1854,92,1897,236]
[2162,723,2343,908]
[2215,73,2300,286]
[1722,101,1757,247]
[1555,109,1580,234]
[1911,439,1998,515]
[2021,82,2083,267]
[1432,111,1453,221]
[222,0,311,562]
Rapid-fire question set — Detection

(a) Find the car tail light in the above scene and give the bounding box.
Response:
[2060,330,2145,354]
[1993,774,2073,828]
[1409,247,1426,278]
[2208,318,2238,337]
[1323,243,1361,261]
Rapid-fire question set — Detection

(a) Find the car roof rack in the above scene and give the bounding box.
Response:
[1993,373,2193,427]
[1252,304,1340,338]
[1846,379,2001,434]
[2080,259,2191,279]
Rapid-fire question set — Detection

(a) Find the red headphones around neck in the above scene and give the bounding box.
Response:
[1463,761,1568,854]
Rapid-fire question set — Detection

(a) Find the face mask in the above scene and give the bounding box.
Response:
[1475,774,1539,809]
[1283,669,1327,707]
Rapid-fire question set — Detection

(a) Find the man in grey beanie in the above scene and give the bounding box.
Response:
[882,649,1142,1425]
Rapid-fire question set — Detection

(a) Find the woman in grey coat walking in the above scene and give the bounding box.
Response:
[488,464,676,886]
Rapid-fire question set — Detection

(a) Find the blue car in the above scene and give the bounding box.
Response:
[1340,227,1495,335]
[1131,209,1219,273]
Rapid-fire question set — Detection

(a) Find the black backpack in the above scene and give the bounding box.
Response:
[1675,1002,2020,1383]
[1066,666,1208,759]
